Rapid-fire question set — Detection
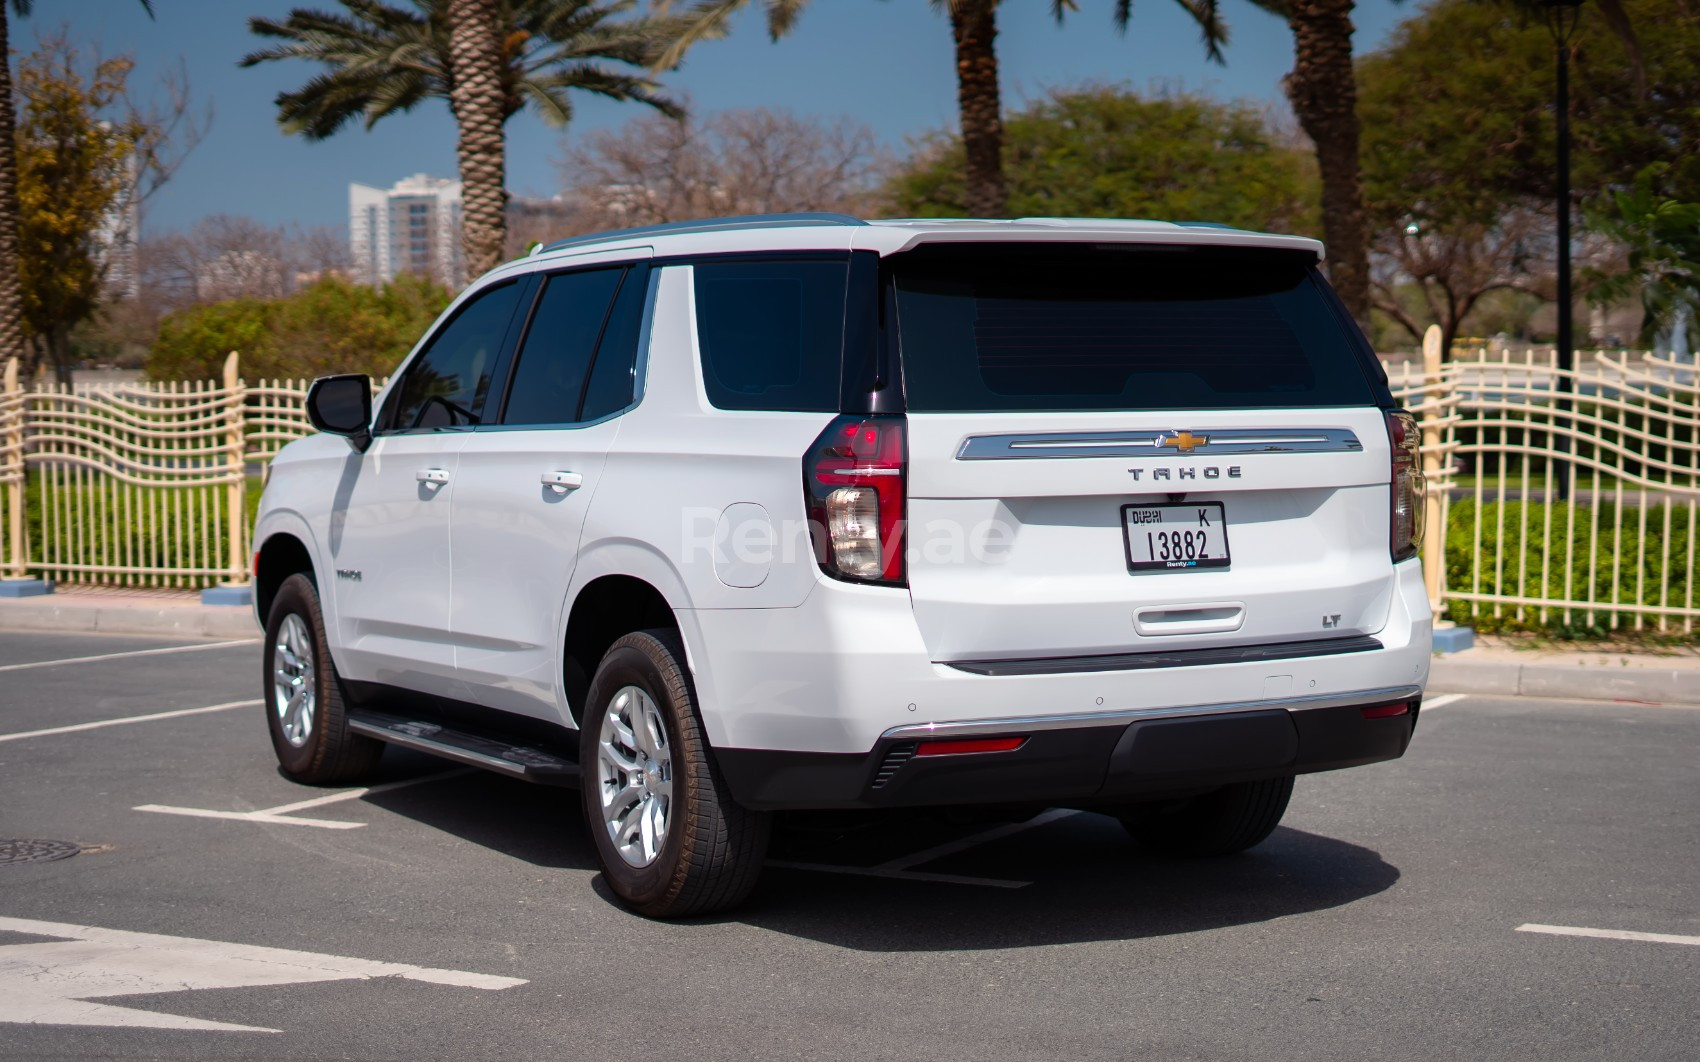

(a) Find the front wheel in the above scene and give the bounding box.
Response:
[262,573,383,785]
[1115,775,1294,856]
[580,630,770,918]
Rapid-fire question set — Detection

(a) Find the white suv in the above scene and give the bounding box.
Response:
[254,214,1432,917]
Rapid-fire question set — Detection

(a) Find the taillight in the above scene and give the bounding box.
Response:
[1386,409,1425,562]
[804,414,906,585]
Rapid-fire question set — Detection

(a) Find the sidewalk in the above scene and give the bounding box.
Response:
[0,586,258,639]
[1429,636,1700,707]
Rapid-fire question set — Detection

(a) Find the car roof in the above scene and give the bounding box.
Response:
[506,213,1324,278]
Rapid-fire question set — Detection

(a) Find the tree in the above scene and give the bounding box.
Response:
[242,0,684,280]
[654,1,1004,214]
[0,0,154,375]
[1369,209,1550,355]
[561,106,881,230]
[148,273,453,382]
[660,1,1228,219]
[1586,168,1700,348]
[1357,0,1698,354]
[884,86,1320,235]
[1054,0,1374,321]
[14,39,146,384]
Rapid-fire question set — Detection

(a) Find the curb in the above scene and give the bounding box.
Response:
[0,600,259,639]
[1429,655,1700,707]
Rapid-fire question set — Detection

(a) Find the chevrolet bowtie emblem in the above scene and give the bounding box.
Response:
[1159,431,1209,453]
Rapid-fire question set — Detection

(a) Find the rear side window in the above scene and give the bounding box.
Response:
[693,259,847,412]
[580,266,650,422]
[501,268,624,426]
[891,245,1378,412]
[386,280,523,431]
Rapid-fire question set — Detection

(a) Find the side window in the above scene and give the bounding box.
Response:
[692,259,847,412]
[387,281,524,431]
[580,266,650,422]
[501,268,623,426]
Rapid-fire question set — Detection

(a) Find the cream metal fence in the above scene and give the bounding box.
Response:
[3,341,1697,634]
[1392,326,1700,634]
[0,359,389,590]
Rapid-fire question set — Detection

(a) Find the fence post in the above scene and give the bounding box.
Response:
[2,357,23,581]
[202,351,252,606]
[1419,326,1462,650]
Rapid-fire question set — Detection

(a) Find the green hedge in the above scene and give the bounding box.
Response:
[1443,497,1698,635]
[20,472,265,589]
[147,274,452,382]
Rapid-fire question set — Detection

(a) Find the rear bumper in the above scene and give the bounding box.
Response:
[714,689,1422,810]
[682,557,1433,757]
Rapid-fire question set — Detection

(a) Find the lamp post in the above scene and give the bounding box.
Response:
[1541,0,1584,502]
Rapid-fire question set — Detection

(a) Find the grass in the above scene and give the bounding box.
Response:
[18,471,265,590]
[1442,497,1699,639]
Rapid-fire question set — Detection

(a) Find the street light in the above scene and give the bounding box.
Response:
[1541,0,1584,502]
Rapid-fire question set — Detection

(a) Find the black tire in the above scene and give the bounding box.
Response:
[262,572,384,785]
[1116,775,1294,856]
[579,630,770,918]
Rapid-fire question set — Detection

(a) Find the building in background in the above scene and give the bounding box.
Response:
[349,174,464,289]
[98,151,141,299]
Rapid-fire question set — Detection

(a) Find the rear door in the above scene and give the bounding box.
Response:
[449,263,651,719]
[891,243,1397,663]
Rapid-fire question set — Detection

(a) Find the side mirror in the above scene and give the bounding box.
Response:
[306,374,373,453]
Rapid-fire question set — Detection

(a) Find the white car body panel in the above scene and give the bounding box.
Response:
[448,418,620,718]
[325,430,468,695]
[903,407,1397,662]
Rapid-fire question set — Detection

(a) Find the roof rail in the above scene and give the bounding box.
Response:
[539,212,867,254]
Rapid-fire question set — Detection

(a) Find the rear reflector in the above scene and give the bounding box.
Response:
[913,737,1028,757]
[1361,702,1411,720]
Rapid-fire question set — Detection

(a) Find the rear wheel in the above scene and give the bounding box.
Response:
[1116,775,1294,856]
[580,630,770,918]
[262,573,383,785]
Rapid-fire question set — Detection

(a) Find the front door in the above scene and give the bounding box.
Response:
[328,278,529,695]
[451,263,651,721]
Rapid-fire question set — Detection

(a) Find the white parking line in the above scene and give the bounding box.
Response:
[1517,923,1700,948]
[0,915,525,1032]
[1424,693,1467,710]
[134,768,474,830]
[0,639,258,674]
[0,700,261,744]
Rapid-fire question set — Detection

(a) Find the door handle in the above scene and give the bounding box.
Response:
[541,471,583,494]
[416,468,451,485]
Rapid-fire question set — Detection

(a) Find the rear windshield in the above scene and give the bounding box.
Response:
[891,245,1378,412]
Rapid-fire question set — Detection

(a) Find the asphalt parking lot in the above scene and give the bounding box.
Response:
[1,630,1697,1061]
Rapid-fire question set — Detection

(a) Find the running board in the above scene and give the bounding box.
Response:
[348,710,581,787]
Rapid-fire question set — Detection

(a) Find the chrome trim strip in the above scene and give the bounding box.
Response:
[955,428,1363,460]
[880,684,1423,741]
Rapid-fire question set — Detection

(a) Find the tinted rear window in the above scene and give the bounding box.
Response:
[891,245,1377,412]
[693,259,847,412]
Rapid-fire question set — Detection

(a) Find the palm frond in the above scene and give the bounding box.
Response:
[1170,0,1228,64]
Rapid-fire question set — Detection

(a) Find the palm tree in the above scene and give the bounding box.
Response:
[243,0,683,280]
[1239,0,1375,325]
[655,1,1011,215]
[661,1,1213,219]
[0,0,153,372]
[1240,0,1642,328]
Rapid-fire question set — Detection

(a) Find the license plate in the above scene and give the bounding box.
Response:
[1122,503,1230,572]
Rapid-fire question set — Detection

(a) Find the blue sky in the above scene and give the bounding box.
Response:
[49,0,1414,237]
